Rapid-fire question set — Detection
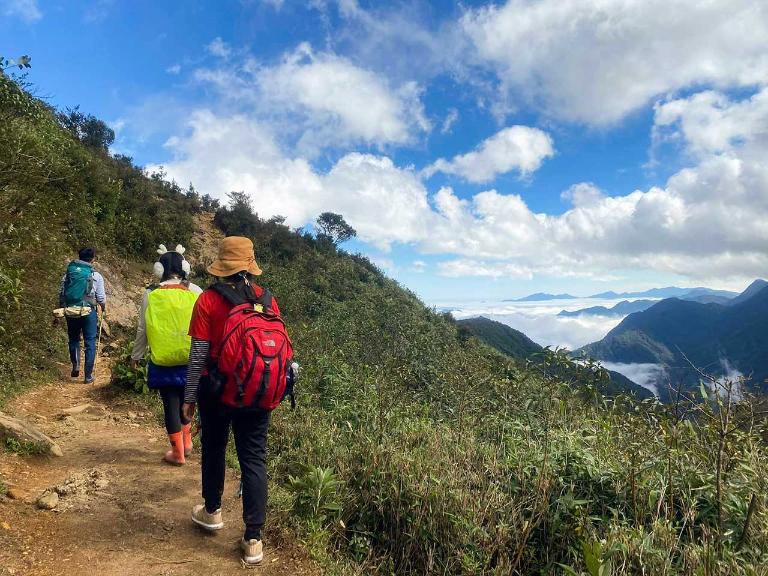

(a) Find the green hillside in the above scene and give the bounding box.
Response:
[4,69,768,575]
[457,316,543,358]
[458,316,653,400]
[579,286,768,399]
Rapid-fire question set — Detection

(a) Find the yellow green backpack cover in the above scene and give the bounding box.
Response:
[145,284,198,367]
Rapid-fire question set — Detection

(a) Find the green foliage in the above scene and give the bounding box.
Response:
[3,436,47,456]
[289,466,344,525]
[110,347,148,394]
[316,212,356,245]
[56,106,115,150]
[458,315,543,359]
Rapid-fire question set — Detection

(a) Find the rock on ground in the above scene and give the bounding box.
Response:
[0,412,62,457]
[37,490,59,510]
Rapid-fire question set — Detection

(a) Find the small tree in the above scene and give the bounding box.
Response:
[214,191,260,238]
[57,106,115,150]
[316,212,356,245]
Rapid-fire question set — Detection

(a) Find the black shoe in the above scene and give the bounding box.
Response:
[71,369,80,378]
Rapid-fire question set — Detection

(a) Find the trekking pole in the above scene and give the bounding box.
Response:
[92,309,104,377]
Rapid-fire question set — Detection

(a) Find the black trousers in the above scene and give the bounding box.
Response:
[199,391,270,540]
[158,387,189,434]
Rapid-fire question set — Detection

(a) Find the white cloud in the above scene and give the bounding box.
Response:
[166,64,181,75]
[148,111,323,226]
[440,108,459,134]
[602,362,664,397]
[2,0,41,21]
[153,86,768,284]
[654,89,768,157]
[206,37,232,58]
[255,43,430,150]
[411,260,427,273]
[193,43,430,153]
[560,183,604,207]
[426,126,554,182]
[438,259,533,279]
[151,111,431,250]
[461,0,768,124]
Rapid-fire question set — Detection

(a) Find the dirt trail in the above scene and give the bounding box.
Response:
[0,362,319,576]
[0,218,319,575]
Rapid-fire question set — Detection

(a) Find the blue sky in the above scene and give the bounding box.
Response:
[3,0,768,302]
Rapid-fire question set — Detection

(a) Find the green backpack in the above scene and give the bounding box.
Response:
[62,261,94,307]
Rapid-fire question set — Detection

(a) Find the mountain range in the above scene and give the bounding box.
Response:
[457,317,652,399]
[558,289,737,318]
[558,299,657,317]
[511,286,739,303]
[507,292,578,302]
[577,279,768,400]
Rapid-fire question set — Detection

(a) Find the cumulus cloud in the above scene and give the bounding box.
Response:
[654,88,768,157]
[2,0,41,21]
[461,0,768,124]
[153,83,768,284]
[438,259,533,279]
[151,111,431,250]
[426,126,554,182]
[148,111,324,225]
[560,183,604,207]
[256,43,429,150]
[193,43,429,153]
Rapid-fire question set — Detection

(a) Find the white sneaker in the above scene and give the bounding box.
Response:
[241,538,263,567]
[191,504,223,531]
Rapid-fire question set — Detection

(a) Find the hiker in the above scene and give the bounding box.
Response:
[59,247,106,384]
[182,236,293,567]
[130,245,202,466]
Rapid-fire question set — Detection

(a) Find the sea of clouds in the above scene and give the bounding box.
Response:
[443,296,666,395]
[444,297,642,350]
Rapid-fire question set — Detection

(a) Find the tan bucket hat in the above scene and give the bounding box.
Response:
[207,236,263,277]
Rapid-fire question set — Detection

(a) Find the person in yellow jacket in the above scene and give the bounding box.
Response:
[131,245,202,465]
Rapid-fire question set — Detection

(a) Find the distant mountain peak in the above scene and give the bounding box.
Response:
[510,292,577,302]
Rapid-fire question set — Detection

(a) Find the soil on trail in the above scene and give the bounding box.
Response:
[1,218,319,575]
[0,369,319,576]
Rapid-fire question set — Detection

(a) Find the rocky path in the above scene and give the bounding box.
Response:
[0,361,319,576]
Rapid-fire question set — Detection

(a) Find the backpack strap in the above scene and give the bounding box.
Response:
[211,282,273,313]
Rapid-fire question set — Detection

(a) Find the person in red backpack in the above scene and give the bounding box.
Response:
[182,236,291,568]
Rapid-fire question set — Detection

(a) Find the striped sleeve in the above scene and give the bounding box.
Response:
[184,337,210,404]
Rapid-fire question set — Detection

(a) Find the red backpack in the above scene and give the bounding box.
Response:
[209,283,294,410]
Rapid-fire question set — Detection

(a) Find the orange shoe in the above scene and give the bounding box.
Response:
[163,432,185,466]
[182,423,193,458]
